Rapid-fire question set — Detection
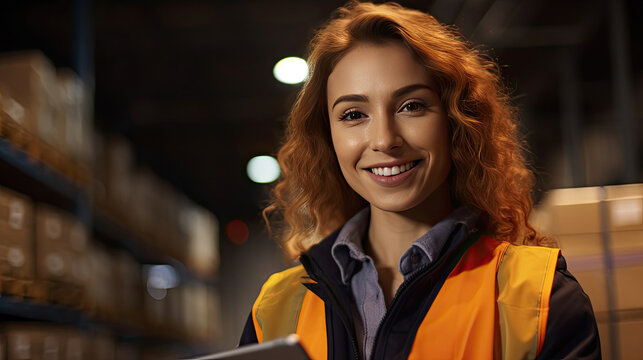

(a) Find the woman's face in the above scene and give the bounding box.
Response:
[327,41,451,214]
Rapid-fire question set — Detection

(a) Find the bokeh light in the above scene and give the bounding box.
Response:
[273,56,308,84]
[247,155,280,183]
[226,220,249,245]
[144,264,179,300]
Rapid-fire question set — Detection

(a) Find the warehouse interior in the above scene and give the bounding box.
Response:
[0,0,642,359]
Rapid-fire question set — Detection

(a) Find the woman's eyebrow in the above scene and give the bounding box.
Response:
[331,84,433,110]
[392,83,433,98]
[331,94,369,110]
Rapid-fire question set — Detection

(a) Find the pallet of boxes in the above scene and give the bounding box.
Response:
[0,51,103,359]
[0,50,93,308]
[34,204,89,308]
[531,184,643,360]
[0,186,35,298]
[0,322,140,360]
[1,50,222,356]
[0,50,92,185]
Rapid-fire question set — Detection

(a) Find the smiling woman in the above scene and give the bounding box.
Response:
[327,42,453,305]
[239,2,600,359]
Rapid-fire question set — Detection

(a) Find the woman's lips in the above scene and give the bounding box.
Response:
[365,161,419,186]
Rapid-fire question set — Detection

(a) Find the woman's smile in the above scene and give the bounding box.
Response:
[364,160,421,186]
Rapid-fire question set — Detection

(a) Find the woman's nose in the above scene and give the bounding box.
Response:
[369,114,403,152]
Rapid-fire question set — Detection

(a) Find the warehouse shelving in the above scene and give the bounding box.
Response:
[0,136,82,213]
[0,114,218,356]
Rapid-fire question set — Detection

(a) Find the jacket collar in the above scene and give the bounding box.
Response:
[299,227,344,285]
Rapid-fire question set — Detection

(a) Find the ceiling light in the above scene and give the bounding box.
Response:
[273,57,308,84]
[247,155,280,183]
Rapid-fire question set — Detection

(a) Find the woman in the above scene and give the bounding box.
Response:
[240,2,600,359]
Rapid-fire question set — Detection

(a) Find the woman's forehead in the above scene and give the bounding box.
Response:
[327,42,436,104]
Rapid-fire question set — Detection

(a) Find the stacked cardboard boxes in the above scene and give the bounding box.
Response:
[112,250,143,322]
[0,323,147,360]
[1,50,221,354]
[0,186,34,281]
[0,51,93,181]
[34,205,88,286]
[181,282,222,342]
[0,51,57,138]
[531,184,643,360]
[94,134,219,277]
[56,68,92,167]
[180,202,219,279]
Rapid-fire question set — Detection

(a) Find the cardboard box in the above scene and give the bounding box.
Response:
[605,185,643,234]
[112,250,142,318]
[610,230,643,255]
[165,286,183,332]
[535,186,602,235]
[181,200,219,277]
[65,332,89,360]
[614,266,643,311]
[85,243,114,314]
[0,51,58,144]
[555,233,604,258]
[181,282,221,341]
[534,184,643,238]
[56,69,93,167]
[90,334,115,360]
[572,269,609,313]
[143,284,167,328]
[617,319,643,360]
[34,205,88,287]
[533,184,643,318]
[2,323,67,360]
[0,186,34,279]
[5,328,39,360]
[0,86,26,125]
[596,321,611,360]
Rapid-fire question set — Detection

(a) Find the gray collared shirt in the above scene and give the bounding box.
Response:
[331,206,479,360]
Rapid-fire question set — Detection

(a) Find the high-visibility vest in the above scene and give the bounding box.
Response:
[251,236,560,360]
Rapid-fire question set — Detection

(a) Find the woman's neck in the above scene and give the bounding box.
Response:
[365,181,453,305]
[366,181,453,275]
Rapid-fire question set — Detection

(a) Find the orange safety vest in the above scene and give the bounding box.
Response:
[251,236,559,360]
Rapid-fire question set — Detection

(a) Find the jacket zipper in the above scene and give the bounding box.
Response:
[371,260,449,360]
[370,230,481,359]
[302,257,361,360]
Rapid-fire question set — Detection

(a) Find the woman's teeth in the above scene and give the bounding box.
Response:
[370,161,417,177]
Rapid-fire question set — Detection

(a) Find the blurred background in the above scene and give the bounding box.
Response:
[0,0,641,359]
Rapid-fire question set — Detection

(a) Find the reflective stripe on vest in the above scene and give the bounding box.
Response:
[252,265,327,358]
[252,237,559,360]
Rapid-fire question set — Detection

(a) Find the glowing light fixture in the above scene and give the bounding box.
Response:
[144,264,179,300]
[226,219,249,245]
[273,57,308,84]
[247,155,280,183]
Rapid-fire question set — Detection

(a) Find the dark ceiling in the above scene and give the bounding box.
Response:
[1,0,642,224]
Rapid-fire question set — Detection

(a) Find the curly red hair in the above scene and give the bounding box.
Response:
[265,1,552,259]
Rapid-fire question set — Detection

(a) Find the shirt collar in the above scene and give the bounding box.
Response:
[331,205,480,284]
[331,207,371,284]
[398,206,479,276]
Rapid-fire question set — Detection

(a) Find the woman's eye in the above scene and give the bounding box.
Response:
[400,101,427,113]
[339,110,364,121]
